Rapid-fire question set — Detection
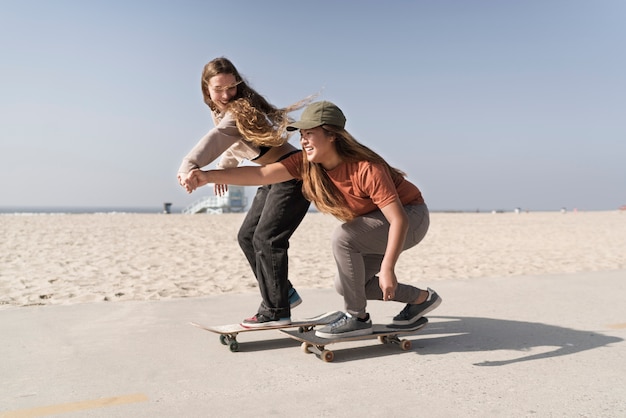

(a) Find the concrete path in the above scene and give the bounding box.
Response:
[2,271,625,417]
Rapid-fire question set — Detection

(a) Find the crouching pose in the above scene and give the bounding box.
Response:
[182,101,442,338]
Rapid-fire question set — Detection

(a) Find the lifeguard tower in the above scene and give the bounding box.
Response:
[182,186,248,214]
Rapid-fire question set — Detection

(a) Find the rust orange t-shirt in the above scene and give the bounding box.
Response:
[280,151,424,217]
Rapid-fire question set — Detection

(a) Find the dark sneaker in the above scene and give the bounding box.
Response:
[315,313,373,338]
[241,314,291,328]
[392,288,442,326]
[288,288,302,309]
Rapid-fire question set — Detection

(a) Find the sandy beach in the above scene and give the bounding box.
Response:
[2,210,626,417]
[1,210,625,309]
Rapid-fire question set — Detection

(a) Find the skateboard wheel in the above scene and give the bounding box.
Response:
[229,341,240,352]
[400,339,411,351]
[298,326,305,333]
[378,336,389,344]
[219,335,228,346]
[301,342,312,354]
[321,350,334,362]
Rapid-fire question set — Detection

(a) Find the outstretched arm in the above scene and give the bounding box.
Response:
[183,163,295,193]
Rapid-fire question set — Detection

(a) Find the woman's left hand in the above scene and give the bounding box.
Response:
[379,270,398,301]
[214,183,228,196]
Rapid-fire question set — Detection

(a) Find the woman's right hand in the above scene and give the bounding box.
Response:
[177,173,187,188]
[184,169,210,193]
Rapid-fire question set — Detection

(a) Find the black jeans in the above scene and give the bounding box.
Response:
[237,178,310,319]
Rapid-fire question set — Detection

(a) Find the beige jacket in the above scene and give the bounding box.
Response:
[177,112,262,175]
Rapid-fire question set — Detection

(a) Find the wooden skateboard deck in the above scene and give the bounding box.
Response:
[190,310,344,352]
[280,316,429,362]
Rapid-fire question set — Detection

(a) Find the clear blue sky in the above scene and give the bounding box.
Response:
[2,0,625,211]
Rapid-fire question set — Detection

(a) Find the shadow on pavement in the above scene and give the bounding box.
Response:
[416,315,624,366]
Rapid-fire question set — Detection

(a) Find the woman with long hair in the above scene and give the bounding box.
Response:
[182,101,442,338]
[178,57,310,327]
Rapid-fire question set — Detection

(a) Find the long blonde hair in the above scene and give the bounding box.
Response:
[201,57,310,146]
[300,125,407,222]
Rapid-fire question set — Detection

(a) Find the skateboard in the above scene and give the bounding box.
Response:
[190,310,344,352]
[280,316,429,362]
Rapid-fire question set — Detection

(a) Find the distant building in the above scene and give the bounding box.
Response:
[182,186,248,214]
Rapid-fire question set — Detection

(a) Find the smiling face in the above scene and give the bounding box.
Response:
[207,73,241,112]
[299,126,342,170]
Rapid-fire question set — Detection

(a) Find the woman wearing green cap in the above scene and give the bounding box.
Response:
[183,101,442,338]
[178,57,311,327]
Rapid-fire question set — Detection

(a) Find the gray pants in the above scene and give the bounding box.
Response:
[331,204,430,317]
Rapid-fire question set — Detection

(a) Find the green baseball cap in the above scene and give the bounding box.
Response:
[286,101,346,131]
